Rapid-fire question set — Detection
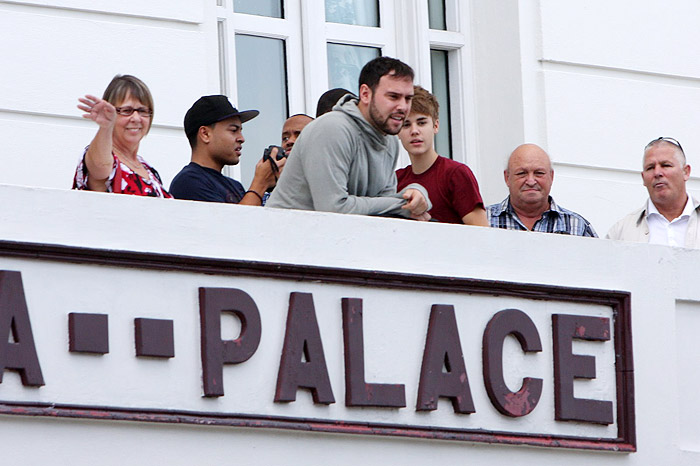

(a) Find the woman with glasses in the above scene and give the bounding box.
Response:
[73,75,172,197]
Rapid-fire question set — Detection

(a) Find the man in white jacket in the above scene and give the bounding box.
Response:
[607,137,700,248]
[267,57,431,220]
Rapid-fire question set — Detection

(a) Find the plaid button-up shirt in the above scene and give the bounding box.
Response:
[487,196,597,237]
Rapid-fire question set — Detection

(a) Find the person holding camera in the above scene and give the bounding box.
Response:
[170,95,285,205]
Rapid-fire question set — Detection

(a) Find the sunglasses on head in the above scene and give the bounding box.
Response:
[645,137,684,155]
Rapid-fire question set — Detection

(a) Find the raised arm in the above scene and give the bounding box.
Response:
[77,95,117,191]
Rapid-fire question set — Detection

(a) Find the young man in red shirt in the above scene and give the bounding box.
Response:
[396,86,487,225]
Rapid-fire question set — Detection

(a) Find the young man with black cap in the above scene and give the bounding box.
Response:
[170,95,284,205]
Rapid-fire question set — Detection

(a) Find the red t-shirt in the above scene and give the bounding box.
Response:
[396,156,483,224]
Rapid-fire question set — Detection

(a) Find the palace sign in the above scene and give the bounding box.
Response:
[0,242,635,451]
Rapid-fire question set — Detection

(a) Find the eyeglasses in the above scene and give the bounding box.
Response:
[115,106,153,118]
[645,137,684,155]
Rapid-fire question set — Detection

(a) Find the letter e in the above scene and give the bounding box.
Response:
[552,314,613,424]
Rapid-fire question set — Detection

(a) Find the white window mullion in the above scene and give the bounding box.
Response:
[228,10,293,184]
[283,0,307,115]
[231,14,292,38]
[325,23,389,48]
[445,0,459,32]
[428,29,466,49]
[301,0,329,113]
[394,0,431,86]
[209,2,240,179]
[448,0,479,172]
[217,18,230,95]
[377,0,396,57]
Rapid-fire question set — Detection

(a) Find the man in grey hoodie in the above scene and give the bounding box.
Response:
[267,57,431,220]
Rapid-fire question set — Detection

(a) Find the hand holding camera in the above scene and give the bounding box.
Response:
[253,145,287,192]
[262,145,287,172]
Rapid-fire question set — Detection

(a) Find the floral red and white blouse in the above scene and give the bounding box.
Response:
[72,148,172,198]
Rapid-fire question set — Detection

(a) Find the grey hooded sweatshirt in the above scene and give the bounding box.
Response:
[267,94,430,217]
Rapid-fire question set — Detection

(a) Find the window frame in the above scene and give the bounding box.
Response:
[427,0,479,172]
[211,1,306,181]
[205,0,477,181]
[302,0,396,111]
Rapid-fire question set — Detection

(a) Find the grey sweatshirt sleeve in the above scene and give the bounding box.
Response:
[300,127,430,217]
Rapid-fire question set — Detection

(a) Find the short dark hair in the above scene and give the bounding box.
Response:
[359,57,414,93]
[186,123,214,149]
[315,88,353,117]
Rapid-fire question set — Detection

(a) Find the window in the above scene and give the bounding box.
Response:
[326,0,379,26]
[213,0,396,186]
[428,0,446,30]
[426,0,476,168]
[235,34,289,184]
[216,1,304,185]
[430,49,452,158]
[318,1,396,104]
[233,0,283,18]
[211,0,475,184]
[327,43,380,94]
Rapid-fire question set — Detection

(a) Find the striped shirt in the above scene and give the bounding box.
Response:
[487,196,597,237]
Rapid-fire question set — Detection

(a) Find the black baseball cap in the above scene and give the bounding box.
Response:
[184,95,259,138]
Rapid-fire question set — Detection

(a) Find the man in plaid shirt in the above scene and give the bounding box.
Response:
[486,144,597,237]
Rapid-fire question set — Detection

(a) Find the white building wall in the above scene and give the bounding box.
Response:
[0,184,697,463]
[518,0,700,234]
[0,3,698,461]
[0,0,211,188]
[2,0,698,236]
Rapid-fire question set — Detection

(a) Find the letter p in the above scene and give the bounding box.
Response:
[199,288,261,397]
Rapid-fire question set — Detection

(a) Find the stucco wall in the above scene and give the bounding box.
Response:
[2,1,699,237]
[0,0,208,188]
[0,184,698,464]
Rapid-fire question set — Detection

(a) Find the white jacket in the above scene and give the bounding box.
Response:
[606,197,700,248]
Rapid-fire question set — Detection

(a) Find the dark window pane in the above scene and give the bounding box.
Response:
[325,0,379,26]
[428,0,446,30]
[234,0,283,18]
[327,43,380,95]
[430,49,452,159]
[235,34,288,186]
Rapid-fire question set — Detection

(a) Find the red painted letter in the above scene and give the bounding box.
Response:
[553,314,613,424]
[483,309,542,417]
[199,287,261,397]
[275,292,335,404]
[0,271,44,386]
[342,297,405,407]
[416,304,474,413]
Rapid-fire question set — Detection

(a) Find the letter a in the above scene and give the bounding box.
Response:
[416,305,474,413]
[275,292,335,404]
[0,271,44,386]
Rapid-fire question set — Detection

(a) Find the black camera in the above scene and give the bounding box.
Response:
[263,145,287,161]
